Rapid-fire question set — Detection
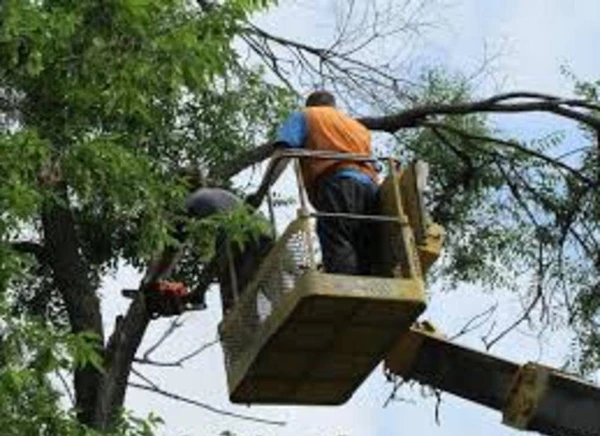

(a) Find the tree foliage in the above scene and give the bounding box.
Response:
[0,303,162,435]
[0,0,599,433]
[0,0,289,431]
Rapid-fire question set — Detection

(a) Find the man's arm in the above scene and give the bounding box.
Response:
[142,237,185,286]
[247,111,307,207]
[247,147,291,208]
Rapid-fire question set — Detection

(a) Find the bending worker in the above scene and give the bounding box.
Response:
[143,186,273,316]
[252,91,379,275]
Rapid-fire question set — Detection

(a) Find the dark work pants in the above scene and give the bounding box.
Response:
[313,176,378,275]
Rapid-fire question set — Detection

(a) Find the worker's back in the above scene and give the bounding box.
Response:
[186,188,273,314]
[300,106,377,199]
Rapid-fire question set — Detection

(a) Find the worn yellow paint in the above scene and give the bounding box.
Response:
[218,159,446,405]
[221,271,426,404]
[503,363,551,429]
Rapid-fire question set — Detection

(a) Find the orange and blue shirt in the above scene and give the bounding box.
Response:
[276,107,377,196]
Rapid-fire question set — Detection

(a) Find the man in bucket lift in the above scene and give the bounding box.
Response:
[251,91,379,275]
[139,185,273,317]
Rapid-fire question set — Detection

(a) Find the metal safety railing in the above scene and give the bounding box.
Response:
[262,149,407,225]
[223,148,433,308]
[227,149,434,302]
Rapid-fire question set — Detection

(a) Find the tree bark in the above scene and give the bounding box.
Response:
[41,186,153,431]
[94,296,150,430]
[41,186,104,426]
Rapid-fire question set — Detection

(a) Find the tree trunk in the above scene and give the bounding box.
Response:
[41,186,104,426]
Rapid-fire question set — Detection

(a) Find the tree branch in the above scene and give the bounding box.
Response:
[134,338,218,368]
[448,304,498,341]
[483,238,546,350]
[358,93,600,133]
[128,379,286,426]
[94,296,151,430]
[9,241,47,266]
[218,92,600,182]
[423,121,596,187]
[142,317,184,361]
[209,141,274,182]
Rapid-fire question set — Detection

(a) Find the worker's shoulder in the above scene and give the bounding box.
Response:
[185,187,242,218]
[303,106,367,130]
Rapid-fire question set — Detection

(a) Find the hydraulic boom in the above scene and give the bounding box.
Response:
[386,325,600,436]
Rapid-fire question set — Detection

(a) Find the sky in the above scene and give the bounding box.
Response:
[100,1,600,435]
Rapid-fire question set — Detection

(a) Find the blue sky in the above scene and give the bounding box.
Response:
[100,1,600,435]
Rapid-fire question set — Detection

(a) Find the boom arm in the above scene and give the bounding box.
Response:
[385,326,600,436]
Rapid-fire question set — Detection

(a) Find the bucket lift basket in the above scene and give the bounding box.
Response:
[219,151,440,405]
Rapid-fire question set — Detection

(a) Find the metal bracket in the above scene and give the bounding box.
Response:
[502,362,551,430]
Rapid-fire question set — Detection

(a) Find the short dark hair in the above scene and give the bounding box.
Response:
[305,90,336,107]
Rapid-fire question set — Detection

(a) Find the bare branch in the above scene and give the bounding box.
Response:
[448,304,498,341]
[128,381,286,426]
[142,317,184,361]
[134,338,219,367]
[382,373,412,408]
[56,369,75,406]
[424,121,596,187]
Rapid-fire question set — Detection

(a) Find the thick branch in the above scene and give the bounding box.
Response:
[358,95,600,132]
[9,241,45,260]
[209,141,274,182]
[94,295,151,430]
[219,93,600,181]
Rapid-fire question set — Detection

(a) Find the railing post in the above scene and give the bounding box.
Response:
[388,158,423,280]
[293,158,315,268]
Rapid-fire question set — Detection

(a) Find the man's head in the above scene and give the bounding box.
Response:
[177,166,206,192]
[305,90,336,108]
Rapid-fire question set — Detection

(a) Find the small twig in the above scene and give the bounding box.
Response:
[383,376,404,407]
[448,304,498,341]
[129,381,286,426]
[383,370,416,407]
[56,370,75,406]
[483,239,546,349]
[131,367,156,388]
[142,316,184,360]
[480,319,497,347]
[134,338,219,367]
[433,389,443,426]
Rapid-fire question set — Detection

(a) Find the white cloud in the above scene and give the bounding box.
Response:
[441,0,600,93]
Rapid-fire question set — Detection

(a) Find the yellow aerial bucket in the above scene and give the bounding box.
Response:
[219,155,440,405]
[219,222,426,404]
